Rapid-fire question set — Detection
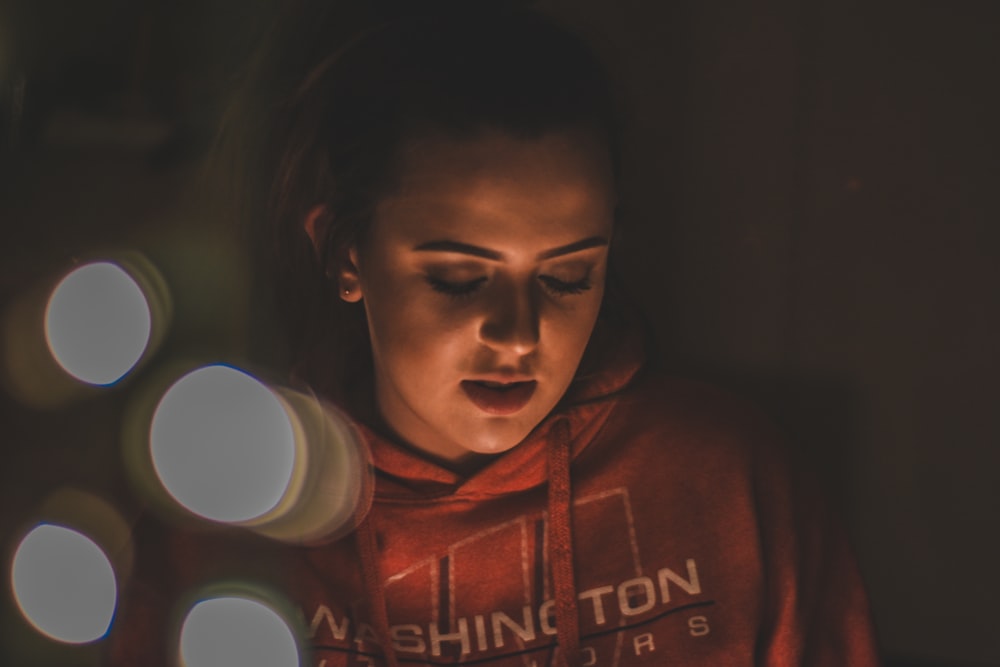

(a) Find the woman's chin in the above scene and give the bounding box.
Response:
[454,419,540,457]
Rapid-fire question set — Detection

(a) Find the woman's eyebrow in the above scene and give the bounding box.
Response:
[413,236,608,261]
[537,236,608,260]
[413,240,501,260]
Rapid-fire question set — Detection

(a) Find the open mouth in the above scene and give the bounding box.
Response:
[473,380,525,390]
[461,380,537,415]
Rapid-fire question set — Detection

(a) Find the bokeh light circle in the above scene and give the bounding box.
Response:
[44,261,152,385]
[150,364,296,523]
[179,596,300,667]
[10,524,117,644]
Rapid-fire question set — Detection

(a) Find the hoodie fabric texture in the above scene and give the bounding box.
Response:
[108,323,882,666]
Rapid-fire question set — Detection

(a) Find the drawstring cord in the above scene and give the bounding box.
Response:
[357,514,401,667]
[548,418,582,667]
[355,416,580,667]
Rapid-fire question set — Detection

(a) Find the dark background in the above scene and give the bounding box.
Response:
[1,0,998,665]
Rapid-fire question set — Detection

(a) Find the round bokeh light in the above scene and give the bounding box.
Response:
[150,364,296,523]
[44,261,152,386]
[179,596,300,667]
[10,524,118,644]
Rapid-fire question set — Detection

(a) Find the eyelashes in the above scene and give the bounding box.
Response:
[539,275,592,296]
[425,275,592,299]
[426,276,488,298]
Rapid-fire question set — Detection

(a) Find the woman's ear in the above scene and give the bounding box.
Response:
[303,205,363,303]
[303,205,331,266]
[338,247,364,303]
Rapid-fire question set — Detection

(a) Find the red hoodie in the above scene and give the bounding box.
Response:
[107,326,882,666]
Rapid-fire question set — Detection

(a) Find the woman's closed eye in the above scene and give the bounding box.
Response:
[539,274,592,296]
[426,276,487,298]
[424,273,593,299]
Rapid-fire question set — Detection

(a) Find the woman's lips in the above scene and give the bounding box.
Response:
[461,380,537,415]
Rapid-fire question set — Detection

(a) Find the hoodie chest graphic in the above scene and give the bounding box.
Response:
[307,487,716,666]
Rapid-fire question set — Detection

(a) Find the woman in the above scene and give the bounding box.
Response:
[112,4,882,666]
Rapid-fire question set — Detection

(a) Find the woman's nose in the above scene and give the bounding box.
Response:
[478,282,540,356]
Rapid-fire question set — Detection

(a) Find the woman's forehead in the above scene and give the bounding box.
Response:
[373,128,616,241]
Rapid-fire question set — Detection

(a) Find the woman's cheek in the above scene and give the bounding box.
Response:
[382,293,470,356]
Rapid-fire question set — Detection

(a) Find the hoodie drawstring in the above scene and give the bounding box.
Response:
[547,417,582,667]
[357,514,401,667]
[355,417,580,667]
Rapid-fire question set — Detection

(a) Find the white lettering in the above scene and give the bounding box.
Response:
[491,606,536,648]
[689,615,710,637]
[391,624,426,653]
[538,600,557,636]
[429,617,470,656]
[308,559,705,661]
[474,614,488,651]
[309,605,349,641]
[618,577,656,616]
[354,622,379,647]
[633,632,655,655]
[578,586,614,625]
[657,559,701,603]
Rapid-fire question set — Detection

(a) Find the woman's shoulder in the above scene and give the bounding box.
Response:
[602,367,790,470]
[622,369,778,433]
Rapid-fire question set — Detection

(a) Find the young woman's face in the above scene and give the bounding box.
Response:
[342,128,615,467]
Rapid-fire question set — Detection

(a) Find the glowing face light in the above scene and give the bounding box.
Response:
[179,597,300,667]
[44,261,152,386]
[150,364,296,523]
[10,524,117,644]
